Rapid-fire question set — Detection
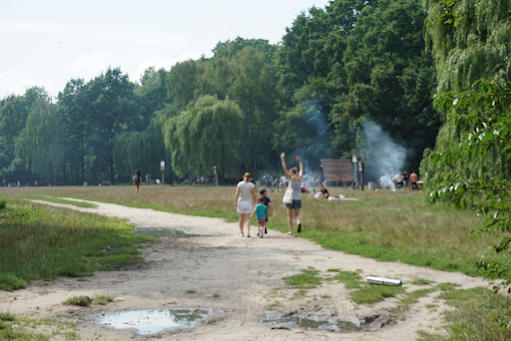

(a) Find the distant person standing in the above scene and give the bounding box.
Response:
[133,169,142,193]
[402,170,409,189]
[281,153,304,234]
[410,171,418,190]
[234,172,257,237]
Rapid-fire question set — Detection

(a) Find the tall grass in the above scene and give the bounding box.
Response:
[1,185,502,277]
[0,198,154,290]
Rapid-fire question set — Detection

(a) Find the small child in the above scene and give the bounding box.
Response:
[251,197,268,238]
[260,189,272,234]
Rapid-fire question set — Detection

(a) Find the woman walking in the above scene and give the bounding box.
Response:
[234,172,257,237]
[133,169,142,193]
[281,153,303,234]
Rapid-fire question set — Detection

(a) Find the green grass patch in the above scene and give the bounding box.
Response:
[350,284,405,305]
[409,278,435,285]
[0,313,15,322]
[417,330,444,341]
[0,273,27,291]
[324,269,362,289]
[185,289,196,294]
[63,296,92,307]
[400,288,436,306]
[0,313,78,340]
[437,287,511,341]
[436,282,461,291]
[0,199,6,210]
[283,269,322,289]
[37,196,98,208]
[0,198,155,291]
[92,295,113,305]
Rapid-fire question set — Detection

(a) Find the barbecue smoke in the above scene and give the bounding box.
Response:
[360,120,406,191]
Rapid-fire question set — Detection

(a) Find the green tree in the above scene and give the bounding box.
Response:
[57,79,94,184]
[16,97,62,185]
[422,0,511,327]
[163,95,244,178]
[0,87,49,183]
[88,67,138,184]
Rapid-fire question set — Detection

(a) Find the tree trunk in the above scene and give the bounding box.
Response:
[53,161,57,186]
[110,155,115,185]
[62,157,67,186]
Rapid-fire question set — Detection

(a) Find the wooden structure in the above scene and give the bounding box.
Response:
[320,159,354,184]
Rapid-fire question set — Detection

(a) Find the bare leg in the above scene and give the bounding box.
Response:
[239,214,245,236]
[136,182,140,193]
[294,210,300,225]
[294,209,301,232]
[245,214,251,237]
[287,208,293,234]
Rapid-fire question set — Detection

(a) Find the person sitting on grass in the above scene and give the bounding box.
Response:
[260,189,272,234]
[250,197,268,238]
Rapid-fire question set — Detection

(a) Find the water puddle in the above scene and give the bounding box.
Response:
[98,308,212,335]
[264,314,361,332]
[134,227,202,239]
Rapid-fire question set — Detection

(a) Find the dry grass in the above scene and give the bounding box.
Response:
[1,184,500,276]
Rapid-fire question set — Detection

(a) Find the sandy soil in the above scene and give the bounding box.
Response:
[1,199,487,340]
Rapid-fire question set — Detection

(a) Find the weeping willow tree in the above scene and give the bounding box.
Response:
[422,0,511,190]
[163,95,244,178]
[422,0,511,326]
[113,114,170,181]
[424,0,511,92]
[16,98,63,184]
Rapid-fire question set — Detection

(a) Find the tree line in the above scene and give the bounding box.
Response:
[2,0,443,185]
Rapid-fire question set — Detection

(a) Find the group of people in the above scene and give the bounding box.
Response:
[392,170,419,190]
[235,153,303,237]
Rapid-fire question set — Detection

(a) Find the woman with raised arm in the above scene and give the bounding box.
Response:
[234,172,257,237]
[280,153,304,234]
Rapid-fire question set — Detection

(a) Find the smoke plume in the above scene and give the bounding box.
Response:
[360,120,406,191]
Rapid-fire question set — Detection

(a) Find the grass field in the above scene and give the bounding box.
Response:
[2,184,503,278]
[1,184,510,340]
[0,197,155,290]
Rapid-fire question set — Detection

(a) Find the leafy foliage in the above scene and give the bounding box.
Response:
[164,95,244,177]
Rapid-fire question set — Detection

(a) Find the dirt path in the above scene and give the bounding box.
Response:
[2,199,486,340]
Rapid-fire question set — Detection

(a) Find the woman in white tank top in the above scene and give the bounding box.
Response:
[234,172,256,237]
[281,153,304,235]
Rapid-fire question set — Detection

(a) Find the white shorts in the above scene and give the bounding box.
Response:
[237,200,252,214]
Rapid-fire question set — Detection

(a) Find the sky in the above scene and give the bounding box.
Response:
[0,0,330,99]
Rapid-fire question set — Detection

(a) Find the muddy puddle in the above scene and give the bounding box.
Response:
[134,227,203,239]
[264,314,361,332]
[97,308,212,335]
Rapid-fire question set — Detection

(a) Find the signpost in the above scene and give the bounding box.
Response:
[213,166,218,186]
[160,160,165,185]
[352,155,358,187]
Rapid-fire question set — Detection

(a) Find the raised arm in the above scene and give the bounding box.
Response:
[281,153,292,178]
[296,156,304,178]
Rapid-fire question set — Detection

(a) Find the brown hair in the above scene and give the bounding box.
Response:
[290,167,298,175]
[260,189,266,195]
[258,197,265,203]
[243,172,251,181]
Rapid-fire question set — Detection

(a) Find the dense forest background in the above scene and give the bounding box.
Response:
[1,0,508,186]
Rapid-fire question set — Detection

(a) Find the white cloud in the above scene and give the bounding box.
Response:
[0,70,31,97]
[0,20,66,33]
[132,51,206,81]
[67,53,120,75]
[90,30,193,49]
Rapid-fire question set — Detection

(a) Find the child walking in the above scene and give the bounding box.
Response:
[260,189,272,234]
[251,197,268,238]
